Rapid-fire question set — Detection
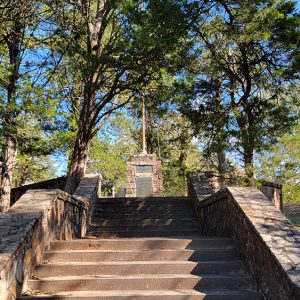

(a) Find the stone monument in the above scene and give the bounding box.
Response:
[125,99,163,197]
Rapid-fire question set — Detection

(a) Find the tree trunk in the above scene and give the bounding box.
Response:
[217,147,226,185]
[64,0,106,194]
[16,159,30,187]
[215,80,227,185]
[0,137,17,214]
[64,136,91,194]
[0,13,24,213]
[244,150,254,187]
[179,148,188,175]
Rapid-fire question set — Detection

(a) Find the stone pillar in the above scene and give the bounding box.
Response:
[126,153,163,197]
[259,182,283,211]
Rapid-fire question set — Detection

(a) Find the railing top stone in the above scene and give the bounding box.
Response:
[227,187,300,282]
[72,174,101,201]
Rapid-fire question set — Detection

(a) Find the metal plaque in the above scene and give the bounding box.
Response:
[136,177,153,197]
[136,165,152,173]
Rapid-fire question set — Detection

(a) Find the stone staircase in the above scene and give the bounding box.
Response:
[20,197,261,299]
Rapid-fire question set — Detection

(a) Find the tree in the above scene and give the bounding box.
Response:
[0,0,61,213]
[0,1,39,212]
[180,0,300,185]
[132,108,205,196]
[13,154,56,187]
[86,112,138,196]
[256,124,300,203]
[48,0,202,193]
[158,113,204,196]
[127,74,207,196]
[178,68,229,176]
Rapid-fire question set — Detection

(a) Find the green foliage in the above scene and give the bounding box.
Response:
[0,1,61,192]
[255,124,300,203]
[86,112,138,195]
[48,0,199,130]
[286,215,300,230]
[13,154,56,187]
[179,0,300,185]
[144,113,204,196]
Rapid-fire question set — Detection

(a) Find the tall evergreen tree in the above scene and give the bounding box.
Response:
[180,0,300,185]
[0,0,60,212]
[48,0,202,193]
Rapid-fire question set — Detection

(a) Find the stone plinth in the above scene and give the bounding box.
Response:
[126,154,163,197]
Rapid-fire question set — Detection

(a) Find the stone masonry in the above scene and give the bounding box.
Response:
[126,153,163,197]
[0,175,100,300]
[188,173,300,300]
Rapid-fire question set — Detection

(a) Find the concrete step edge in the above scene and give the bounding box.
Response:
[51,236,233,245]
[88,227,200,231]
[51,237,232,242]
[36,260,244,266]
[44,248,236,254]
[90,221,198,225]
[28,274,253,280]
[20,289,261,298]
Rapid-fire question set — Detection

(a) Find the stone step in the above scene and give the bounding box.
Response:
[90,218,197,226]
[34,260,246,277]
[92,208,195,215]
[43,249,240,262]
[27,274,255,292]
[49,238,234,251]
[95,199,193,205]
[92,212,195,219]
[89,224,200,232]
[93,209,194,215]
[87,230,201,238]
[95,201,193,210]
[94,204,194,210]
[97,197,192,202]
[19,289,262,300]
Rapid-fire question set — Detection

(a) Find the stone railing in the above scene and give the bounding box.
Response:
[10,176,67,206]
[188,174,300,300]
[0,174,100,300]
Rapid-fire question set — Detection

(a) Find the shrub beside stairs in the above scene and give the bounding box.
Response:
[20,196,261,299]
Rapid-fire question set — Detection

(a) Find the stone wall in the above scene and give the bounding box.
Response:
[0,174,100,300]
[126,154,163,197]
[10,177,67,206]
[188,175,300,300]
